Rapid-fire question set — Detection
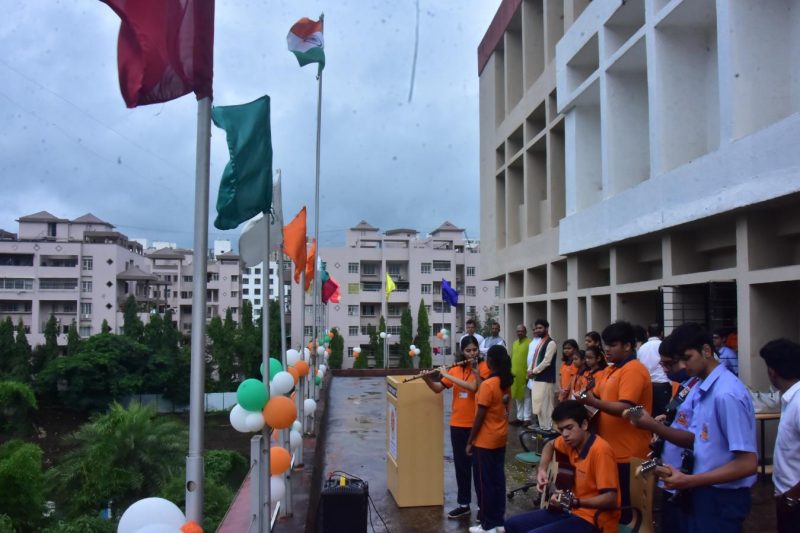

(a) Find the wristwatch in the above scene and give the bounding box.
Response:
[572,498,581,509]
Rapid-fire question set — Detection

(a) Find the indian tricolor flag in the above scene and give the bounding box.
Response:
[287,17,325,72]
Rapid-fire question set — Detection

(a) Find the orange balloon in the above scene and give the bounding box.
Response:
[287,366,299,384]
[408,350,414,356]
[181,521,203,533]
[263,396,297,429]
[295,360,310,377]
[270,445,291,475]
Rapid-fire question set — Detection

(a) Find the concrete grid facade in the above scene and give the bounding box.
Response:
[479,0,800,389]
[290,222,499,369]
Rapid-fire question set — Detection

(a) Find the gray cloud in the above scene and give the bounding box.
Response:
[0,0,499,246]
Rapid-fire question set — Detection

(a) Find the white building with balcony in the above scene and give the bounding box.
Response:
[290,221,499,369]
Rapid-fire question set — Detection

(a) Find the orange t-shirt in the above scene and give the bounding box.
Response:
[560,362,578,390]
[479,360,490,379]
[553,434,621,533]
[572,370,591,397]
[591,366,611,392]
[595,358,652,463]
[441,365,478,428]
[473,375,510,449]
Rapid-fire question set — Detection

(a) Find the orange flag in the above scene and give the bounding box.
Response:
[304,238,317,291]
[283,207,307,283]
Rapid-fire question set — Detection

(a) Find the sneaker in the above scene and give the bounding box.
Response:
[447,505,471,519]
[469,526,504,533]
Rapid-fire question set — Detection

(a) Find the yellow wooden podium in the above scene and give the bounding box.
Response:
[386,375,444,507]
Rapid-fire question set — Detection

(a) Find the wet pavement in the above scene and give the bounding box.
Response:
[318,376,777,533]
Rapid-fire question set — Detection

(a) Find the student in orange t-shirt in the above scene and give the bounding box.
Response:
[466,345,514,533]
[559,339,580,401]
[579,321,652,524]
[568,349,588,399]
[584,346,609,391]
[423,335,483,520]
[504,400,620,533]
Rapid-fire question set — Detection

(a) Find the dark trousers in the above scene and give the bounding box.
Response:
[450,426,479,506]
[660,488,688,533]
[474,445,506,529]
[618,463,632,524]
[687,486,750,533]
[776,495,800,533]
[652,382,673,418]
[504,509,596,533]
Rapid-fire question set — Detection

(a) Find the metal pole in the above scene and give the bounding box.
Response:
[260,218,272,531]
[296,269,305,465]
[311,12,324,402]
[277,245,293,517]
[186,96,211,524]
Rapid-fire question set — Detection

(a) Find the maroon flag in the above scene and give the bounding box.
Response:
[102,0,214,108]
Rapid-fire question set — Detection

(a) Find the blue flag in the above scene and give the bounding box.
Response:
[441,279,459,306]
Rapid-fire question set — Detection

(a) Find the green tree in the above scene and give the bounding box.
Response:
[398,308,414,369]
[122,294,144,341]
[328,327,343,369]
[66,320,81,356]
[43,515,115,533]
[0,381,37,436]
[41,334,148,411]
[468,310,483,337]
[481,307,498,338]
[0,318,15,379]
[0,514,14,533]
[360,324,376,370]
[415,300,432,369]
[142,310,187,403]
[13,320,31,384]
[47,402,187,518]
[100,319,111,334]
[0,440,46,531]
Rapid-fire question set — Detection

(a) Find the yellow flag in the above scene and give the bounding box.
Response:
[385,272,396,301]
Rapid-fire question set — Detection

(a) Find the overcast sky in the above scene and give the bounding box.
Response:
[0,0,501,248]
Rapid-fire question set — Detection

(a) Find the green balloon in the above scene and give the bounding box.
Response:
[269,357,283,378]
[237,379,268,411]
[323,335,331,344]
[315,375,321,385]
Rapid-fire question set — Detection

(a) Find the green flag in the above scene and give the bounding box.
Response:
[211,95,273,230]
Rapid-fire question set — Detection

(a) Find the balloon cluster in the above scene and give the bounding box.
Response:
[227,348,321,511]
[353,346,362,359]
[407,344,422,357]
[118,498,201,533]
[436,328,450,340]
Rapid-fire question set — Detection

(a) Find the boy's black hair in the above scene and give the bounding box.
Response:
[534,318,550,328]
[601,321,636,348]
[552,400,589,425]
[760,339,800,381]
[487,344,514,389]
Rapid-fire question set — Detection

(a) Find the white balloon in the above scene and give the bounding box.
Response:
[286,349,301,366]
[317,369,324,378]
[118,498,185,533]
[410,344,416,350]
[414,348,421,355]
[319,364,327,373]
[229,404,251,433]
[316,346,326,356]
[245,411,265,432]
[379,332,387,339]
[270,371,294,396]
[304,398,317,415]
[134,525,182,533]
[303,347,311,360]
[271,475,286,502]
[290,429,302,450]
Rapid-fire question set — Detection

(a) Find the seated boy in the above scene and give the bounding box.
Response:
[504,400,620,533]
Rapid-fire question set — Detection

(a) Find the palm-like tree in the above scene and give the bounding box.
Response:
[47,402,187,518]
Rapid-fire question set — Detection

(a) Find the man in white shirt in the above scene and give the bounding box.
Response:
[759,338,800,533]
[480,322,506,355]
[460,318,485,347]
[637,323,672,417]
[526,319,557,429]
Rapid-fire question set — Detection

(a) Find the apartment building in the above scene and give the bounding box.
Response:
[479,0,800,388]
[290,221,499,369]
[0,211,151,346]
[241,259,292,319]
[146,246,242,333]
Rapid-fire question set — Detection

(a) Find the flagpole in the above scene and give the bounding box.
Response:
[260,216,272,531]
[297,267,306,465]
[310,12,324,404]
[186,97,211,524]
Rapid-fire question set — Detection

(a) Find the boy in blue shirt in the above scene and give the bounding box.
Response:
[653,325,756,532]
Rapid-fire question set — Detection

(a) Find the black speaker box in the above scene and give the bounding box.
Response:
[318,478,369,533]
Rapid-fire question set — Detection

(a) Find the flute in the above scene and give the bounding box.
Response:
[402,359,471,383]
